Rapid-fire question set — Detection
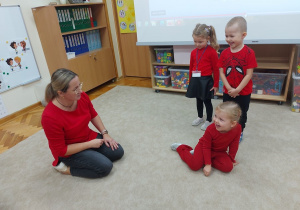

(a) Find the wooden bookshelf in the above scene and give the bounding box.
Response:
[32,1,117,92]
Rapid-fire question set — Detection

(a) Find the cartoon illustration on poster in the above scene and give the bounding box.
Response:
[0,37,32,92]
[7,39,31,56]
[0,6,41,94]
[116,0,136,33]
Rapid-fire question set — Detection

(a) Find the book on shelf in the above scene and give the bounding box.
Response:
[56,6,94,33]
[63,29,101,57]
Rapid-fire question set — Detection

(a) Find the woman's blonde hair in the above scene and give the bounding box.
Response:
[216,101,241,122]
[192,23,219,51]
[45,68,77,103]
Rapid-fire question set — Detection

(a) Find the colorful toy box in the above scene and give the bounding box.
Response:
[252,72,286,95]
[154,65,169,76]
[296,47,300,76]
[154,48,174,63]
[292,73,300,112]
[154,75,171,88]
[169,67,189,90]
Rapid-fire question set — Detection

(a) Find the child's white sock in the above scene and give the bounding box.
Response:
[171,143,182,151]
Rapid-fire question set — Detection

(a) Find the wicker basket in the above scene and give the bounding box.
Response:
[68,0,84,4]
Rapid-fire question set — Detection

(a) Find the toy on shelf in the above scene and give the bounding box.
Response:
[154,75,171,88]
[154,65,169,76]
[296,47,300,76]
[252,72,286,95]
[154,48,173,63]
[169,67,189,90]
[292,73,300,112]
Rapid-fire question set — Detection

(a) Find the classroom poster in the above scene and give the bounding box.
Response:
[116,0,136,33]
[0,6,41,93]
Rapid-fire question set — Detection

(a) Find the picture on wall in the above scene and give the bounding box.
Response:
[116,0,136,33]
[0,6,41,93]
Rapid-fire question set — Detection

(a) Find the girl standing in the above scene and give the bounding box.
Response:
[186,24,219,130]
[171,101,242,176]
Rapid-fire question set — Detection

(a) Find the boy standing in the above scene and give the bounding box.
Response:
[217,16,257,143]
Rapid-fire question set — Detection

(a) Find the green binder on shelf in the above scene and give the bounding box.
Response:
[56,8,73,33]
[56,6,93,33]
[56,9,64,32]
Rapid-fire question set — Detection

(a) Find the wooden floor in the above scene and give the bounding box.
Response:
[0,77,152,154]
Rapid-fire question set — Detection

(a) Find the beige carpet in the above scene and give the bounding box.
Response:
[0,86,299,210]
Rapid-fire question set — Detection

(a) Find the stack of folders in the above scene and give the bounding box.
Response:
[63,30,102,57]
[56,6,94,33]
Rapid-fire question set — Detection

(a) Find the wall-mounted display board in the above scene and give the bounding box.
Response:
[134,0,300,45]
[0,6,41,93]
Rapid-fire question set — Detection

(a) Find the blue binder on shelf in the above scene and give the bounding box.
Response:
[95,30,102,49]
[85,31,92,51]
[90,30,97,51]
[72,34,78,55]
[83,32,90,52]
[64,36,70,52]
[75,33,83,55]
[80,33,89,53]
[68,35,75,53]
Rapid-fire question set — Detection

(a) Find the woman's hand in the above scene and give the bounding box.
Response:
[102,134,119,151]
[89,139,104,148]
[203,164,212,176]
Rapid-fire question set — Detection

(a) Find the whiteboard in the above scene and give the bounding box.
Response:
[0,6,41,93]
[134,0,300,45]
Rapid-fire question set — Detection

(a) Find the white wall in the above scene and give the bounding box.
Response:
[0,0,122,116]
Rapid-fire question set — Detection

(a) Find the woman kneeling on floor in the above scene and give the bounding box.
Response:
[42,68,124,178]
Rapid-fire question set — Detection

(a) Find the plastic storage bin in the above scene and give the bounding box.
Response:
[154,48,173,63]
[252,72,286,95]
[169,67,189,90]
[154,65,169,76]
[296,46,300,76]
[291,73,300,112]
[154,75,171,88]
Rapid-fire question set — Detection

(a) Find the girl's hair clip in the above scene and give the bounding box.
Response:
[205,27,210,35]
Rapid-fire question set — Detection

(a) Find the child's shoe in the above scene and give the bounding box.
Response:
[171,143,182,151]
[201,121,212,131]
[239,132,243,143]
[192,117,204,126]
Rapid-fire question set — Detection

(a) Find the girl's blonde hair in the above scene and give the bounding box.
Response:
[216,101,241,122]
[45,68,78,103]
[192,23,219,51]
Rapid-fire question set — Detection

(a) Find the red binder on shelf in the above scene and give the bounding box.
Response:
[88,6,94,27]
